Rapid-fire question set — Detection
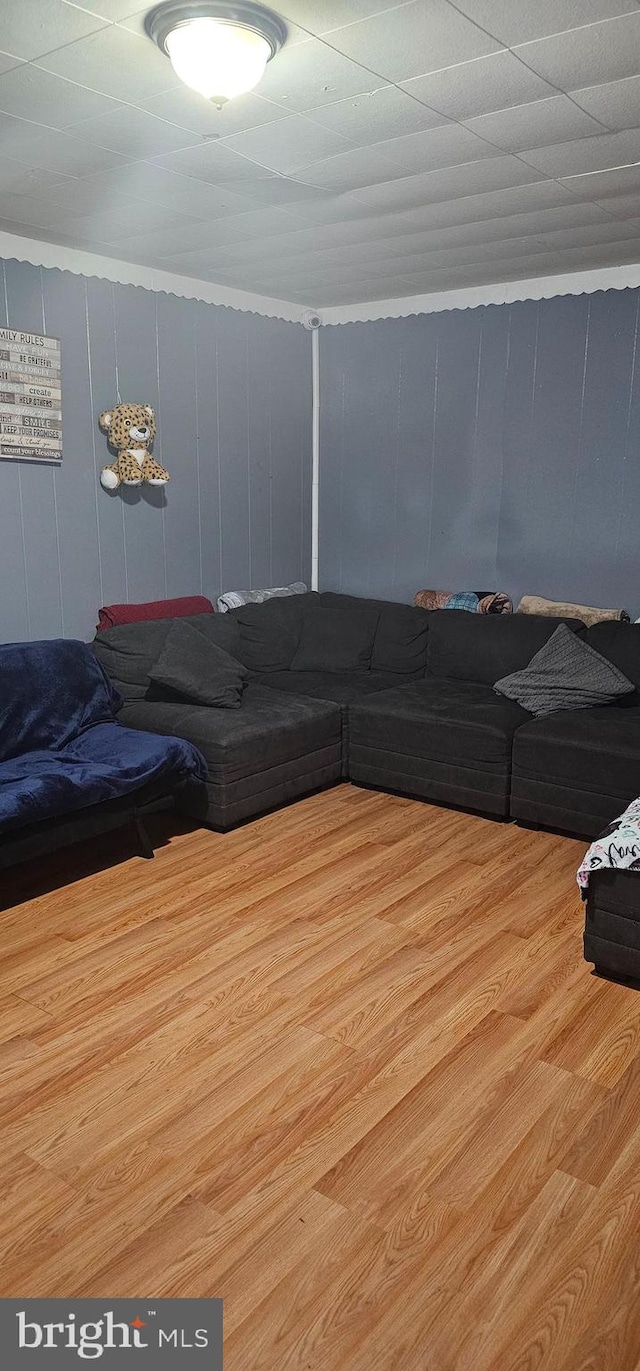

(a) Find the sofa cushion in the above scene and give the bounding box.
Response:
[118,684,340,786]
[426,610,583,685]
[583,621,640,698]
[350,678,529,766]
[148,620,247,709]
[320,592,429,675]
[511,705,640,835]
[92,614,242,702]
[228,592,320,672]
[494,624,635,716]
[291,607,379,672]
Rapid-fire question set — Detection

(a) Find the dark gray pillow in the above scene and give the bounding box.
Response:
[291,607,379,672]
[148,619,247,708]
[494,623,635,716]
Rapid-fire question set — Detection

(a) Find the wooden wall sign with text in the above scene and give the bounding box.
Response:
[0,327,62,463]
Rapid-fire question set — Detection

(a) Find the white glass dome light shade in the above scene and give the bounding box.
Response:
[165,18,271,102]
[146,2,287,107]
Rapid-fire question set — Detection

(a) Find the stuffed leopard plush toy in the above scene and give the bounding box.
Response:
[99,402,170,490]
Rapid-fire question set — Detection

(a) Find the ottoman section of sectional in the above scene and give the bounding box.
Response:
[119,684,342,829]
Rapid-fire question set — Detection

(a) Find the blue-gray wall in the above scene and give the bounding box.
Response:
[319,289,640,617]
[0,258,311,643]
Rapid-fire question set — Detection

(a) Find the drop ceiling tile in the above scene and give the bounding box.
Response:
[352,156,545,212]
[278,194,402,224]
[595,193,640,217]
[533,219,640,246]
[297,145,411,192]
[69,105,202,158]
[0,153,71,194]
[326,0,502,83]
[306,86,449,144]
[0,64,124,128]
[514,13,640,91]
[0,1,108,60]
[64,0,148,18]
[284,209,423,244]
[372,202,613,255]
[0,51,23,74]
[308,238,397,265]
[400,51,556,121]
[221,115,353,175]
[138,88,290,137]
[570,75,640,130]
[451,1,640,45]
[519,128,640,177]
[119,206,308,258]
[75,200,202,239]
[465,96,608,153]
[400,180,579,230]
[558,164,640,198]
[37,25,181,101]
[263,1,407,35]
[563,239,640,264]
[255,37,398,111]
[224,177,335,208]
[152,138,299,183]
[0,113,131,175]
[0,190,92,228]
[376,124,502,173]
[76,161,254,216]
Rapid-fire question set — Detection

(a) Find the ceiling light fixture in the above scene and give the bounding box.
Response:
[145,1,287,106]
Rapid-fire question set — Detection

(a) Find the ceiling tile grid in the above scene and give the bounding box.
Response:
[0,0,637,304]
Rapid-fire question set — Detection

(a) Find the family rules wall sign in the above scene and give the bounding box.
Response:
[0,327,62,463]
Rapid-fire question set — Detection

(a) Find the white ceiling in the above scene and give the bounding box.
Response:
[2,0,640,306]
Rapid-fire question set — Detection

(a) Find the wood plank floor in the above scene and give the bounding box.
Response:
[1,784,640,1369]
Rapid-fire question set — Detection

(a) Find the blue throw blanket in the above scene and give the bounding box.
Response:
[0,639,206,834]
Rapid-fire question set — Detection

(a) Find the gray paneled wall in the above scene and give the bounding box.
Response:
[0,258,311,643]
[319,289,640,617]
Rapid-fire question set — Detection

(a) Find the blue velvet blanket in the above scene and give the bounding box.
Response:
[0,639,206,834]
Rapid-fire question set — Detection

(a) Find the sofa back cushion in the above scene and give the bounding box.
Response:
[291,607,379,672]
[427,611,584,685]
[583,621,640,699]
[228,591,320,672]
[319,592,429,675]
[92,613,241,701]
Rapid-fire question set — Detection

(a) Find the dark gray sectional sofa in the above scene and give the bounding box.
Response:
[93,590,640,839]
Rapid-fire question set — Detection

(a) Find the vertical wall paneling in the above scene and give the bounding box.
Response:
[268,317,312,588]
[0,259,312,643]
[42,267,102,641]
[319,289,640,615]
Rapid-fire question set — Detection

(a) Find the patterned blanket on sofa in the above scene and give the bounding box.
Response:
[577,797,640,896]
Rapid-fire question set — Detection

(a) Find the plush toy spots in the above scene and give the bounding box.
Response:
[99,402,170,491]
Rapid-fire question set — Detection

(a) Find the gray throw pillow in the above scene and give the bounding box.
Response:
[493,623,635,716]
[148,619,247,708]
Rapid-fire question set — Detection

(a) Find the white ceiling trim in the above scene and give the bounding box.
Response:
[0,229,307,324]
[315,262,640,325]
